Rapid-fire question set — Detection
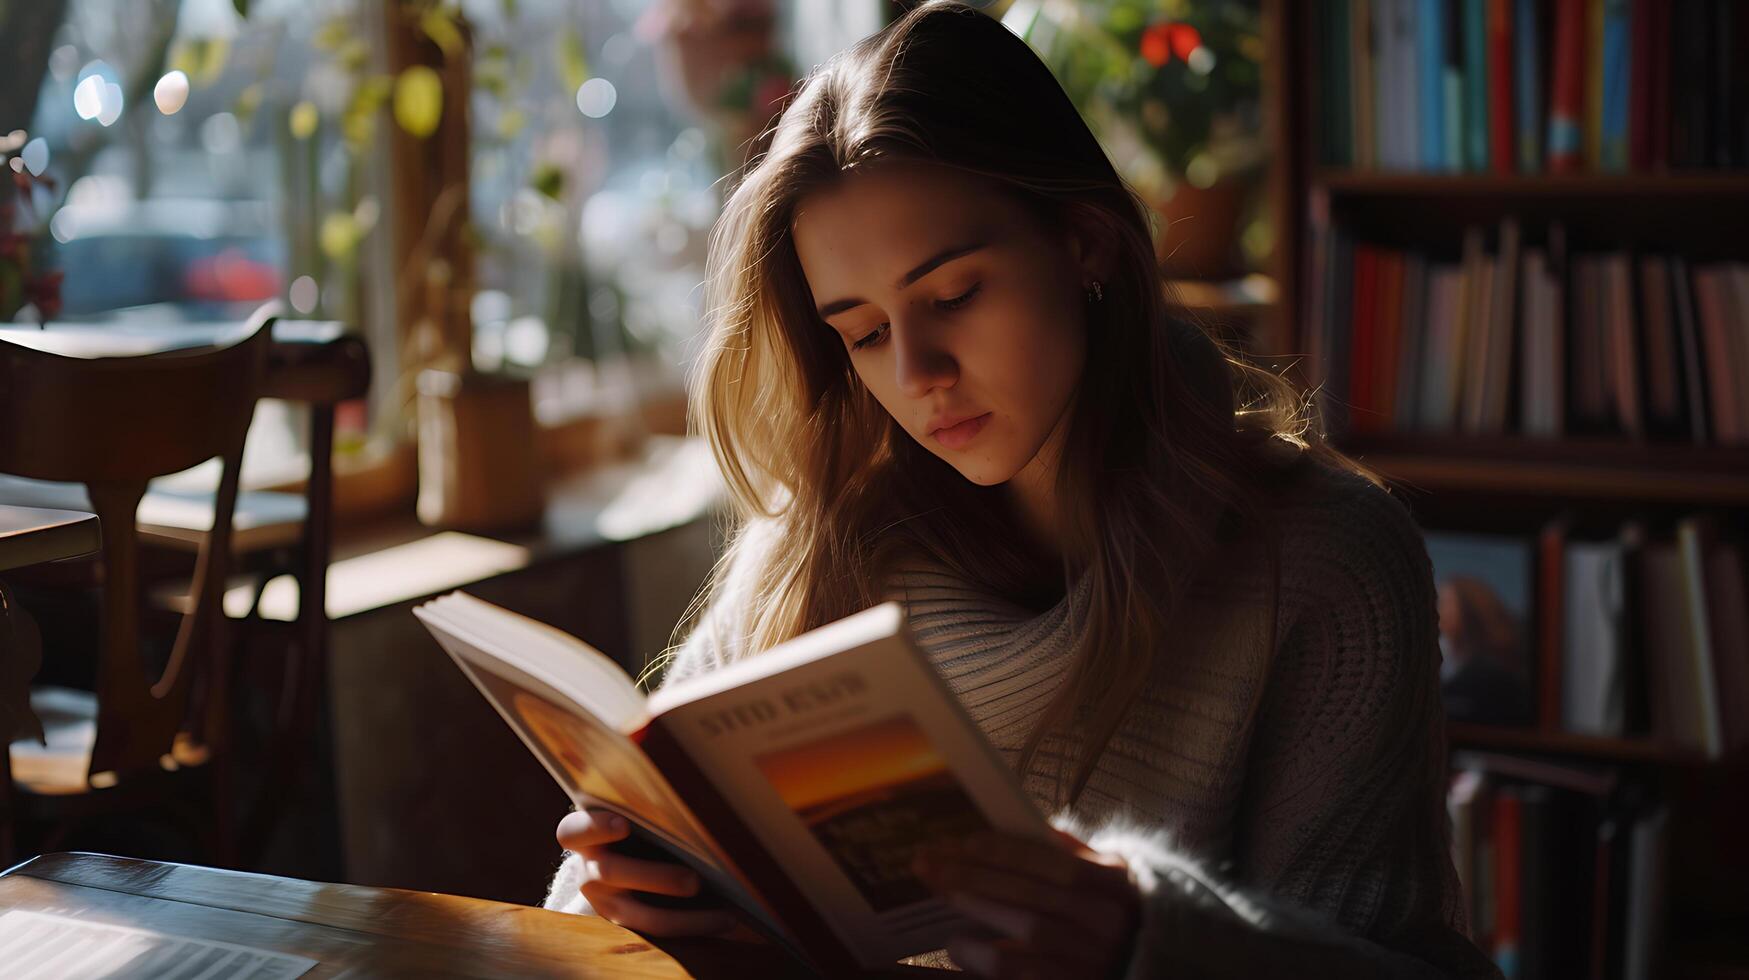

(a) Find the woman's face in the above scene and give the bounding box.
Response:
[792,162,1095,487]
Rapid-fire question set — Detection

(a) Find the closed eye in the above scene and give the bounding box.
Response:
[849,284,981,352]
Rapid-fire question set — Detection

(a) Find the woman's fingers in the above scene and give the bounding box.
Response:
[948,936,1086,980]
[583,882,737,937]
[556,808,630,850]
[583,850,701,897]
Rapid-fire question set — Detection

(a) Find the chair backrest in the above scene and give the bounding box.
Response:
[0,320,271,782]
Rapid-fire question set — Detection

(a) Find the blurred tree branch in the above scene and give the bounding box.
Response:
[0,0,71,135]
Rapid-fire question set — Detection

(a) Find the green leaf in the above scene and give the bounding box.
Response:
[319,212,361,262]
[531,162,564,200]
[420,8,466,60]
[232,0,250,19]
[393,65,444,138]
[557,31,589,94]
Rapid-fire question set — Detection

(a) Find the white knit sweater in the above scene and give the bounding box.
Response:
[544,455,1502,978]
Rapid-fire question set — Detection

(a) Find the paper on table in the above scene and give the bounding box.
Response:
[0,909,316,979]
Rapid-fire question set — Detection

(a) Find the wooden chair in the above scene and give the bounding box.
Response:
[0,319,270,865]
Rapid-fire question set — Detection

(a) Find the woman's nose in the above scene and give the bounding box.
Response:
[891,320,958,399]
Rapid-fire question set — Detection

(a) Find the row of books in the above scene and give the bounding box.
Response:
[1447,753,1666,980]
[1315,0,1749,173]
[1428,516,1749,758]
[1304,218,1749,443]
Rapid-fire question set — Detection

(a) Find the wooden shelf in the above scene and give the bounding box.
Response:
[1315,171,1749,198]
[1338,435,1749,507]
[1446,724,1711,766]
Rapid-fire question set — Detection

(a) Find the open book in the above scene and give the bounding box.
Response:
[412,593,1051,972]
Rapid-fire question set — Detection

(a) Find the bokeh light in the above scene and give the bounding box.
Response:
[154,70,190,115]
[576,78,617,118]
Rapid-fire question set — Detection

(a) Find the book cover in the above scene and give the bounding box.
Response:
[1563,537,1630,736]
[1427,530,1537,725]
[413,593,1052,970]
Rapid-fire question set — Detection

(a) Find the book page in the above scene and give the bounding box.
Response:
[422,614,718,867]
[650,603,1051,967]
[416,597,792,945]
[0,910,315,978]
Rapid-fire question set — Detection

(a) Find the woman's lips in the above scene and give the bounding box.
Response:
[931,412,992,450]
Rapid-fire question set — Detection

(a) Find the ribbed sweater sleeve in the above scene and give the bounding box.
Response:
[1082,476,1500,979]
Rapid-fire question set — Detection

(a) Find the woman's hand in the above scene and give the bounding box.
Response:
[555,808,739,938]
[914,828,1141,980]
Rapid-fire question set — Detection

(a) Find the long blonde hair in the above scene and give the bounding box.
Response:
[679,0,1368,804]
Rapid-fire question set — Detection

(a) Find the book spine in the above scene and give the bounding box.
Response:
[1547,0,1586,171]
[1605,254,1644,438]
[1421,0,1449,168]
[1637,256,1681,429]
[1647,0,1672,170]
[1352,245,1381,432]
[1376,250,1406,427]
[1331,0,1356,166]
[1670,256,1710,445]
[1514,0,1543,171]
[1599,0,1632,171]
[1585,0,1605,169]
[1466,0,1492,170]
[1674,520,1724,758]
[1492,789,1523,977]
[1714,0,1736,167]
[1536,519,1567,729]
[1627,0,1653,170]
[638,718,862,975]
[1445,0,1468,169]
[1489,0,1517,174]
[1355,0,1379,169]
[1692,267,1741,443]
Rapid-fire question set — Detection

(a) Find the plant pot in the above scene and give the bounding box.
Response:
[416,369,544,532]
[1152,179,1248,280]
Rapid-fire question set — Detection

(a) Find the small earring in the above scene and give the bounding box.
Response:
[1084,280,1104,304]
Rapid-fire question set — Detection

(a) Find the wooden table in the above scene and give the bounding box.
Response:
[0,506,100,572]
[0,853,937,978]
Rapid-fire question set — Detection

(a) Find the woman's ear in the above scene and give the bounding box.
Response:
[1063,217,1115,287]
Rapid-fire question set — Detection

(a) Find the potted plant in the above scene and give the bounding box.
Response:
[1001,0,1266,279]
[0,136,62,326]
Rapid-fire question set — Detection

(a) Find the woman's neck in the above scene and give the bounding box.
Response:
[1004,410,1073,566]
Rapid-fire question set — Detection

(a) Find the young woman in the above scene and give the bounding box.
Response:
[546,3,1499,977]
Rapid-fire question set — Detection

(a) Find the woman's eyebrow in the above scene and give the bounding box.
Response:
[815,241,988,319]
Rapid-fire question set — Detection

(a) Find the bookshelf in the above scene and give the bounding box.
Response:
[1263,1,1749,977]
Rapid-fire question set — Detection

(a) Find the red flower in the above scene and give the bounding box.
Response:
[1140,23,1172,66]
[1140,21,1203,68]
